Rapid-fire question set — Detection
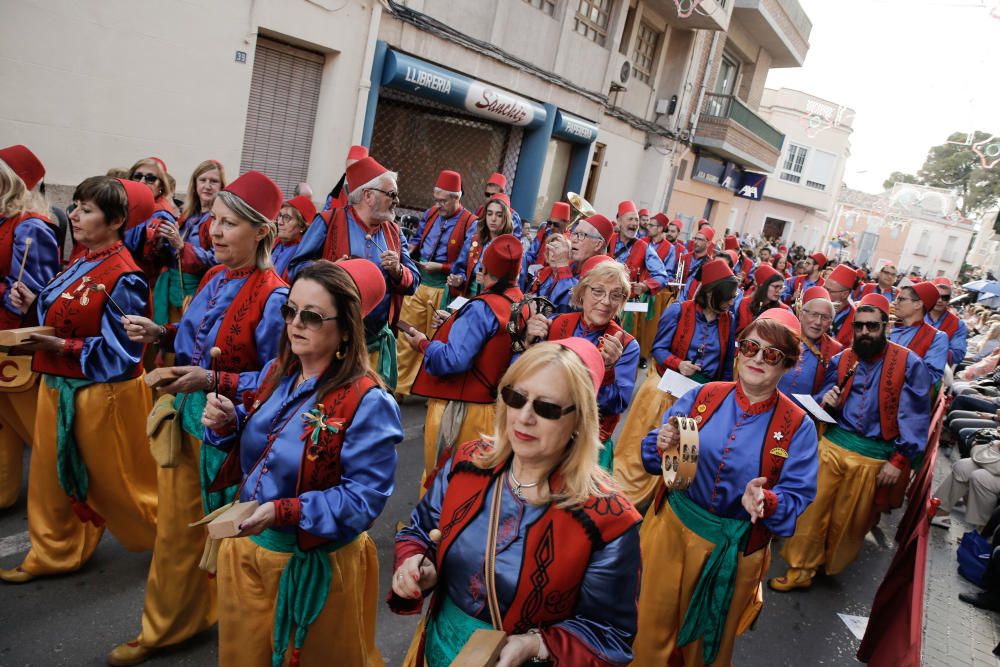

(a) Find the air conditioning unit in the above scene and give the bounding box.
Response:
[611,53,631,89]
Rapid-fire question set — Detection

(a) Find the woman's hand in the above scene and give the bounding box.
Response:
[17,334,65,353]
[525,313,550,341]
[161,366,209,395]
[677,360,701,377]
[155,220,184,251]
[876,462,902,487]
[742,476,768,524]
[496,633,546,667]
[8,282,36,314]
[401,326,428,352]
[419,261,444,273]
[201,394,237,432]
[446,273,465,289]
[599,331,625,368]
[237,501,275,536]
[656,419,679,454]
[123,315,162,343]
[392,553,437,600]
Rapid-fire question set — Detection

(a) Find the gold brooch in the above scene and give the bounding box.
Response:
[769,447,789,458]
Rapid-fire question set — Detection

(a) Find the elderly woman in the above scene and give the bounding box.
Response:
[734,264,787,335]
[0,145,60,510]
[0,177,158,584]
[403,234,525,492]
[390,338,642,666]
[447,193,514,298]
[614,259,739,509]
[110,171,288,666]
[272,195,316,280]
[200,259,400,666]
[149,160,226,327]
[525,255,639,472]
[632,310,819,666]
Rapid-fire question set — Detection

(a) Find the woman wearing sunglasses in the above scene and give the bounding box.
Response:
[120,157,179,287]
[447,193,514,298]
[403,235,525,493]
[614,258,739,510]
[111,171,288,666]
[271,195,316,280]
[632,309,818,666]
[200,259,400,666]
[390,338,642,667]
[0,177,158,585]
[524,255,639,472]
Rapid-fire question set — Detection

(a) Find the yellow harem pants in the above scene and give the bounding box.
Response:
[0,379,38,509]
[395,283,446,396]
[421,399,495,493]
[639,289,676,360]
[612,368,677,509]
[217,533,384,667]
[135,430,217,649]
[19,375,157,575]
[632,499,768,667]
[779,435,884,577]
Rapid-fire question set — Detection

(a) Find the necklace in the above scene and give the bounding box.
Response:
[508,465,540,500]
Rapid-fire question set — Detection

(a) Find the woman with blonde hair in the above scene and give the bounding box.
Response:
[447,193,514,297]
[390,338,642,666]
[0,145,60,509]
[525,255,639,471]
[121,157,179,289]
[109,170,289,666]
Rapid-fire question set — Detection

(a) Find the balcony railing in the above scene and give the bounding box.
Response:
[701,94,784,151]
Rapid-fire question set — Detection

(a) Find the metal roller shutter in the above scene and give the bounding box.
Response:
[240,37,324,197]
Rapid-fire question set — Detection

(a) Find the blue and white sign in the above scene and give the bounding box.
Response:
[552,111,598,144]
[735,172,768,200]
[381,50,547,129]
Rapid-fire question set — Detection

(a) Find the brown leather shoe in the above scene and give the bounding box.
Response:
[769,568,815,592]
[106,641,155,667]
[0,567,35,584]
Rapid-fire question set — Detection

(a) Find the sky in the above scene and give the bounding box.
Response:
[765,0,999,194]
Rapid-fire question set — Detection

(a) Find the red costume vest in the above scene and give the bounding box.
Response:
[833,303,856,347]
[317,206,404,327]
[735,298,788,335]
[902,322,938,358]
[609,234,650,284]
[0,212,56,329]
[411,287,525,404]
[660,301,731,379]
[837,342,909,441]
[934,310,960,339]
[416,206,476,268]
[548,312,635,440]
[804,334,843,394]
[860,283,895,301]
[33,242,146,379]
[209,368,377,551]
[652,382,807,554]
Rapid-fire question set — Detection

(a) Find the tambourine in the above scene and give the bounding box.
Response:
[661,415,699,491]
[507,296,555,353]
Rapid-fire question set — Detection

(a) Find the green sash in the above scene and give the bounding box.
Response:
[691,370,712,385]
[420,267,448,290]
[366,324,397,391]
[825,425,894,461]
[249,528,356,667]
[622,293,656,332]
[151,268,200,325]
[46,375,95,504]
[182,390,235,514]
[669,491,751,665]
[425,594,494,667]
[598,437,615,473]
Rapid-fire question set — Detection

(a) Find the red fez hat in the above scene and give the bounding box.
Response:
[859,293,891,317]
[435,170,462,193]
[912,281,941,312]
[554,337,604,394]
[116,179,155,229]
[616,200,637,217]
[579,254,614,277]
[224,170,283,220]
[652,212,670,226]
[757,308,802,338]
[810,252,828,267]
[285,195,317,225]
[337,258,386,318]
[549,201,571,222]
[701,258,734,286]
[487,172,507,189]
[0,145,45,190]
[778,245,788,253]
[753,264,781,285]
[489,193,511,209]
[856,267,866,279]
[724,249,739,266]
[696,226,715,244]
[482,234,522,282]
[827,264,858,289]
[346,156,388,189]
[583,214,614,245]
[724,235,739,251]
[668,218,683,231]
[802,286,832,304]
[347,145,369,161]
[697,218,710,228]
[638,208,650,217]
[931,276,953,288]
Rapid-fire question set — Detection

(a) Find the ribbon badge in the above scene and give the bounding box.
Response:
[301,405,345,459]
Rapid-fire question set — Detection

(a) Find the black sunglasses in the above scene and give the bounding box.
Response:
[500,386,575,420]
[366,187,399,200]
[852,320,883,333]
[737,338,786,366]
[131,172,159,184]
[280,304,337,330]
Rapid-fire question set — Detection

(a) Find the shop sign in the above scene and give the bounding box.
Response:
[692,155,726,186]
[735,172,768,200]
[552,111,598,144]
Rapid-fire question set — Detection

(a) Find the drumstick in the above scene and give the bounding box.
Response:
[420,528,442,569]
[93,284,131,322]
[210,347,222,400]
[14,238,32,286]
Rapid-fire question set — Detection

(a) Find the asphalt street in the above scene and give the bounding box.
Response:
[0,395,898,666]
